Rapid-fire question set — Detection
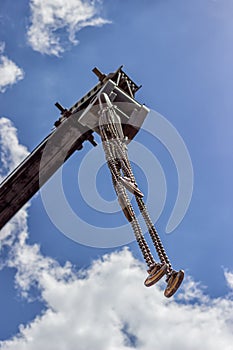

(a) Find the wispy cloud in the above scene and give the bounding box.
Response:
[0,118,233,350]
[0,43,24,93]
[27,0,111,56]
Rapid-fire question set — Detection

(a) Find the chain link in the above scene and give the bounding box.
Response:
[98,97,173,274]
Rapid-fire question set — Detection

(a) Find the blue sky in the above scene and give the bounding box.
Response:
[0,1,233,348]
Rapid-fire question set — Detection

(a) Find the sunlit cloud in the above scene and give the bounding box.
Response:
[27,0,111,56]
[0,43,24,93]
[0,117,29,246]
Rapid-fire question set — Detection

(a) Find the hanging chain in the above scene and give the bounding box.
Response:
[99,109,155,268]
[101,101,172,273]
[97,93,185,296]
[98,94,176,276]
[113,144,172,273]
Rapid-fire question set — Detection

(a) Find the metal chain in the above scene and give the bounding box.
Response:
[97,94,186,292]
[109,124,172,274]
[135,197,172,272]
[99,111,155,268]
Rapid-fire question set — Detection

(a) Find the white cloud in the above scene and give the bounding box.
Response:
[1,247,233,350]
[0,43,24,93]
[0,117,29,246]
[27,0,111,56]
[224,270,233,290]
[0,118,29,179]
[1,118,233,350]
